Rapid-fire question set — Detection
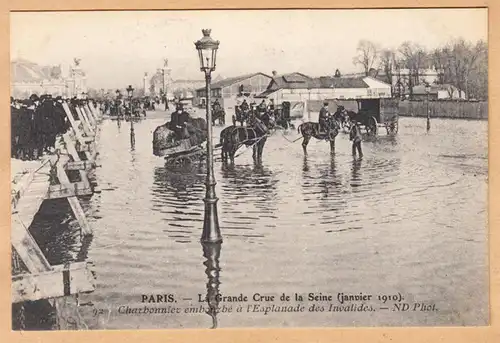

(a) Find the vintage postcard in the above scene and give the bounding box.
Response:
[9,8,488,331]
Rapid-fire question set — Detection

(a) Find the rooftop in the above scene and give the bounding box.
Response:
[310,76,370,89]
[210,72,272,89]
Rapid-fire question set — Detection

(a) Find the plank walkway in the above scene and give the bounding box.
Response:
[11,102,102,309]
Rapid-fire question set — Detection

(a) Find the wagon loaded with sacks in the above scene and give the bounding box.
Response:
[152,117,208,165]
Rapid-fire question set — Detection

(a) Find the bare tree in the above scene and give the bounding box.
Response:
[440,38,487,99]
[352,40,379,76]
[398,41,428,99]
[467,40,488,99]
[379,48,396,90]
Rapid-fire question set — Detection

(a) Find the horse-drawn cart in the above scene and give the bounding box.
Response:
[351,98,399,136]
[152,118,208,166]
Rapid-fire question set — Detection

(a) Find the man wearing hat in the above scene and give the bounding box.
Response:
[258,99,267,114]
[170,103,191,140]
[30,94,40,108]
[319,101,330,135]
[349,119,363,158]
[240,99,249,113]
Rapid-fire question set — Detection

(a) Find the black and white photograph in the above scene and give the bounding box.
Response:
[10,8,488,330]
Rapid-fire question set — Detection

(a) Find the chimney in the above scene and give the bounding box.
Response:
[272,70,278,77]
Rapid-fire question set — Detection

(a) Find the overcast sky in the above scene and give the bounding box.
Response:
[10,9,487,89]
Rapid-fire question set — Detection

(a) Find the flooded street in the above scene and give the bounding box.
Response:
[33,112,487,329]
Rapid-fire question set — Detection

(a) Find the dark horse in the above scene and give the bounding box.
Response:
[333,105,355,132]
[212,108,226,126]
[220,113,274,164]
[297,116,340,155]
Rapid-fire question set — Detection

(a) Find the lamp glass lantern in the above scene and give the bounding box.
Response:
[195,29,220,72]
[126,85,134,98]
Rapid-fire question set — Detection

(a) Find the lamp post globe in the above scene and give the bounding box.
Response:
[126,85,134,99]
[195,29,222,244]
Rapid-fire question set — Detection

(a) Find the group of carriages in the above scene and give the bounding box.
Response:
[103,96,157,120]
[232,100,293,130]
[152,96,400,165]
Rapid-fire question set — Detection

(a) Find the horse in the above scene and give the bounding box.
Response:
[212,108,226,126]
[220,112,274,164]
[297,116,340,155]
[332,106,354,133]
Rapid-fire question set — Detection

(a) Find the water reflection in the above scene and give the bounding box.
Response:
[351,157,363,187]
[219,162,279,233]
[151,165,205,242]
[301,155,347,222]
[31,199,83,265]
[153,164,205,194]
[302,155,310,172]
[201,242,222,329]
[130,123,135,151]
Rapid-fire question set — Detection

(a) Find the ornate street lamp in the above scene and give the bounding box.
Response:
[425,84,431,131]
[126,85,134,113]
[195,29,222,243]
[126,85,135,142]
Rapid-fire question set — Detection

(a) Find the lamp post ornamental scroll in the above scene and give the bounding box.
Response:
[195,29,222,244]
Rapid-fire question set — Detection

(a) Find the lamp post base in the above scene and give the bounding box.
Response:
[201,196,222,243]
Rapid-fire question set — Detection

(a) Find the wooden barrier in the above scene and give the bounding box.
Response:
[398,100,488,120]
[12,262,95,303]
[10,100,102,309]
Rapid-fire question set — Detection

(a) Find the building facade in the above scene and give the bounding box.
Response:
[411,84,466,101]
[258,75,392,103]
[343,67,442,98]
[148,68,204,101]
[195,72,272,109]
[255,74,392,120]
[10,58,87,98]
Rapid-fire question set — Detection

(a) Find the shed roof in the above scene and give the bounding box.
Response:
[209,72,272,89]
[270,72,311,87]
[310,77,369,89]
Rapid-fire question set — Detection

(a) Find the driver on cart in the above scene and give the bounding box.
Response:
[170,103,191,140]
[258,99,267,114]
[240,99,249,113]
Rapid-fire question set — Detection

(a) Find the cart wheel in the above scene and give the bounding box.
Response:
[385,121,399,135]
[366,116,378,136]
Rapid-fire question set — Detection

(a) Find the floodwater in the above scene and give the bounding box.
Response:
[21,112,488,329]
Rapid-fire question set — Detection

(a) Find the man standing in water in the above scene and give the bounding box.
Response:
[349,119,363,158]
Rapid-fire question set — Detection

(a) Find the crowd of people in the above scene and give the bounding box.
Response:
[10,94,96,161]
[101,96,164,117]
